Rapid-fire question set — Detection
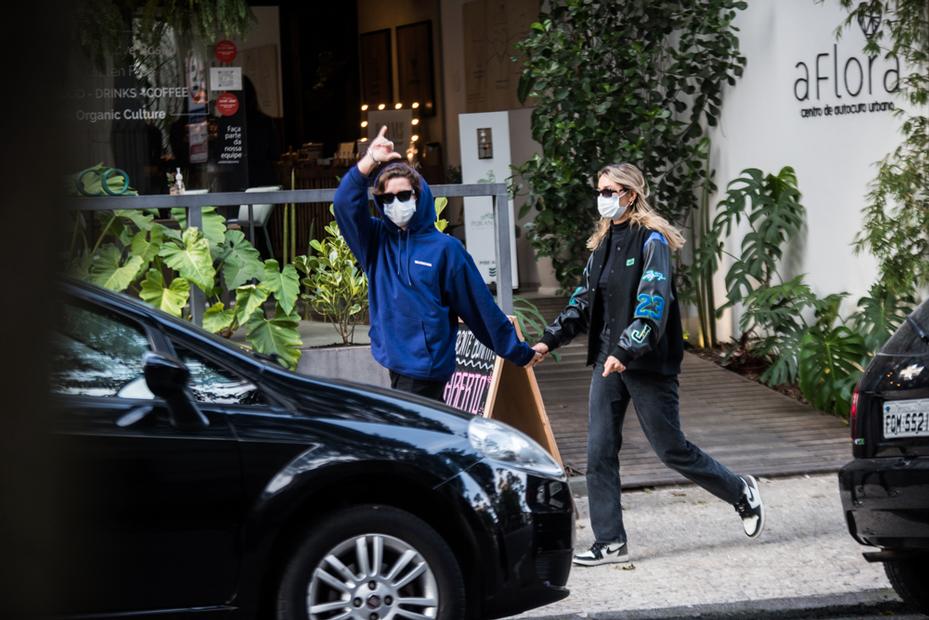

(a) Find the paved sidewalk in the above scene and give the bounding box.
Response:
[535,343,852,485]
[510,474,895,619]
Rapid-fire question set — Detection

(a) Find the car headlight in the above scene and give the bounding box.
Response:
[468,416,565,479]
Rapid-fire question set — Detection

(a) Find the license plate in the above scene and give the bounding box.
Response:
[883,398,929,439]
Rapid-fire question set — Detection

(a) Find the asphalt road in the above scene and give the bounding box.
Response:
[512,474,923,619]
[519,590,921,619]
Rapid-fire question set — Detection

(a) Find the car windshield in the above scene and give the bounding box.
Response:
[881,300,929,356]
[70,283,293,371]
[51,304,151,397]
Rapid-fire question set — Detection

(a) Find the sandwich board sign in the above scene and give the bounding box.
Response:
[443,318,562,465]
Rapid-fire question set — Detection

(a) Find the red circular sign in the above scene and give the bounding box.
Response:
[216,92,240,117]
[215,40,237,63]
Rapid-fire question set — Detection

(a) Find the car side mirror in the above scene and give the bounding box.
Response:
[143,351,189,397]
[143,352,208,429]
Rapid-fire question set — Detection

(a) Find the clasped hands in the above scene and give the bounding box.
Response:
[527,342,625,376]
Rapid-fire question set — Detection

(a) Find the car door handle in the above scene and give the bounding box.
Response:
[116,405,155,428]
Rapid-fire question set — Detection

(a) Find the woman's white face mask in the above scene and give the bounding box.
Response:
[384,196,416,228]
[597,190,628,219]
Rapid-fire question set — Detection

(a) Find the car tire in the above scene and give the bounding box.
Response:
[277,504,466,620]
[884,558,929,614]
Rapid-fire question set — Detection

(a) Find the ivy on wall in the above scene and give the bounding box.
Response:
[515,0,747,287]
[835,0,929,296]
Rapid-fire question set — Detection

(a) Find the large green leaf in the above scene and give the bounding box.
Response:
[88,245,144,292]
[171,206,227,247]
[851,283,918,354]
[130,224,165,272]
[139,269,190,317]
[115,209,154,232]
[220,230,263,289]
[234,283,271,325]
[159,227,216,292]
[203,301,236,334]
[260,259,300,315]
[798,326,867,416]
[245,307,303,369]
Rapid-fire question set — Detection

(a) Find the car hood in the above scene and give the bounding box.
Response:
[264,370,475,438]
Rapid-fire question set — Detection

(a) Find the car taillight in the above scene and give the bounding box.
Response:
[850,384,860,443]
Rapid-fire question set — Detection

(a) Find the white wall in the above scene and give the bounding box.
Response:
[707,0,905,339]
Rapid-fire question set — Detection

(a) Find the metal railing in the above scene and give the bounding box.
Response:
[69,183,515,324]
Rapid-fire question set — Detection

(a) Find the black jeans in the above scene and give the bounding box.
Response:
[586,364,744,544]
[389,371,447,402]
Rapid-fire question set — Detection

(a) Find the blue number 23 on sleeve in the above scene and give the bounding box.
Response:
[634,294,665,321]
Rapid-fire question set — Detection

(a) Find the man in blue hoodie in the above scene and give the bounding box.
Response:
[334,126,542,400]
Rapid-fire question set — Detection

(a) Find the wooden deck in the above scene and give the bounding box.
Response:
[529,297,852,488]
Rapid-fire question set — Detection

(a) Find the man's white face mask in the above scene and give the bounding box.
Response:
[383,193,416,228]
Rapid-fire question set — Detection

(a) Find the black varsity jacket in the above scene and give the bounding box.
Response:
[539,224,684,375]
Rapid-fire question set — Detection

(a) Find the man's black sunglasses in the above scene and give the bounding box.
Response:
[380,190,415,203]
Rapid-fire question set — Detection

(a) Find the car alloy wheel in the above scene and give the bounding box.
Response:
[307,533,438,619]
[277,505,465,620]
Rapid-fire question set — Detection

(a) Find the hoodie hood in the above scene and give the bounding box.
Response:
[372,166,437,235]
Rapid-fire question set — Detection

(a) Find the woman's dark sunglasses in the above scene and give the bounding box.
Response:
[380,190,415,203]
[596,188,627,198]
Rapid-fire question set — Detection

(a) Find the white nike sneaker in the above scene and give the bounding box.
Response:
[735,475,765,538]
[572,541,630,566]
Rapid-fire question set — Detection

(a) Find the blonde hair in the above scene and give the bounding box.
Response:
[586,163,686,252]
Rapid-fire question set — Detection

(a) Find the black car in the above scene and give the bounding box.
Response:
[51,280,573,619]
[840,299,929,614]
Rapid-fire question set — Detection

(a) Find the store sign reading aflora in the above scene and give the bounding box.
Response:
[794,4,899,119]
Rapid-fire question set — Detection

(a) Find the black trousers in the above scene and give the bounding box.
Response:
[389,371,447,402]
[586,364,744,544]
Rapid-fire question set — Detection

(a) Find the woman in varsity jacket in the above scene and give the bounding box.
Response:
[532,163,765,566]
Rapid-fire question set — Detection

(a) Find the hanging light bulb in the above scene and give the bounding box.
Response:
[377,103,386,110]
[361,104,369,111]
[361,121,368,128]
[395,102,403,109]
[411,102,420,109]
[411,118,420,126]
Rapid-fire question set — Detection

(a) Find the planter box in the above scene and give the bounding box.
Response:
[297,344,390,389]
